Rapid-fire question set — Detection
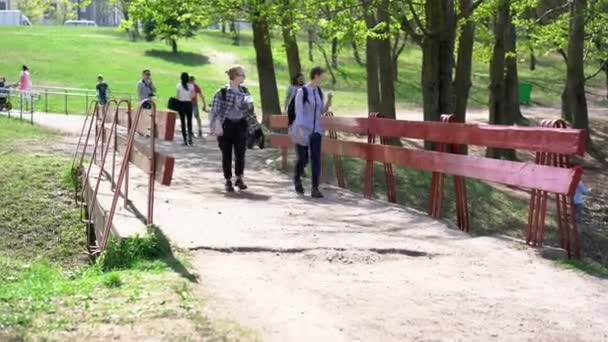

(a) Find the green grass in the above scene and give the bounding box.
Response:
[1,26,604,116]
[557,259,608,279]
[0,116,252,340]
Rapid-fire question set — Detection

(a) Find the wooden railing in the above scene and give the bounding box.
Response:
[269,114,586,258]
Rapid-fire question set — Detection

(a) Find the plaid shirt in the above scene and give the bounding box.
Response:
[211,86,261,133]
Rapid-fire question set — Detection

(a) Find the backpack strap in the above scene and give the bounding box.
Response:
[302,87,309,104]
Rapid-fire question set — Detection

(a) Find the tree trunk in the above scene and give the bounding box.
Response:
[318,43,337,85]
[171,39,178,53]
[308,28,315,62]
[377,0,396,120]
[504,20,527,126]
[364,9,381,113]
[230,21,240,46]
[331,38,339,68]
[352,40,364,66]
[221,21,226,33]
[604,60,608,99]
[421,1,443,125]
[529,47,536,70]
[486,0,515,160]
[252,13,281,127]
[282,10,302,82]
[438,0,456,115]
[564,0,589,138]
[453,0,475,124]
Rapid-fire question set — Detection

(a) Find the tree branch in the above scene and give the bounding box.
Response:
[585,60,608,81]
[396,1,423,45]
[535,1,570,24]
[457,0,486,20]
[406,0,428,36]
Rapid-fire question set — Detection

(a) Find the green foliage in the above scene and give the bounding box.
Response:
[129,0,207,52]
[102,272,123,288]
[17,0,47,24]
[47,0,77,24]
[96,229,171,272]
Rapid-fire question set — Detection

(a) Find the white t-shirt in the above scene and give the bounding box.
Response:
[176,83,194,101]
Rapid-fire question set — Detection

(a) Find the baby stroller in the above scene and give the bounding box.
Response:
[0,83,12,111]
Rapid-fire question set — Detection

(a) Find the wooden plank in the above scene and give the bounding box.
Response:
[100,106,177,141]
[270,134,581,195]
[105,127,175,186]
[366,118,586,155]
[268,115,586,155]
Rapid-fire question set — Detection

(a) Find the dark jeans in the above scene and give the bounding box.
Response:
[218,118,248,180]
[295,132,322,189]
[178,101,193,142]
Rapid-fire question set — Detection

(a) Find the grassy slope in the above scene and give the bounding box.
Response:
[0,116,256,341]
[0,26,604,115]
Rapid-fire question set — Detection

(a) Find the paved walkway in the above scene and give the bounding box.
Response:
[15,112,608,341]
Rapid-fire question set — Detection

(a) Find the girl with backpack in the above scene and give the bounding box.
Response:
[209,65,253,192]
[291,67,330,198]
[284,72,305,113]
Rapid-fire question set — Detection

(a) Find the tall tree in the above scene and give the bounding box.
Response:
[281,0,302,82]
[377,0,396,119]
[565,0,589,136]
[400,0,456,125]
[130,0,204,53]
[251,3,282,126]
[453,0,476,124]
[487,0,516,160]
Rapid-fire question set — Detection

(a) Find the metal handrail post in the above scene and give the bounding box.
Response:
[98,99,154,252]
[147,104,157,225]
[64,89,68,115]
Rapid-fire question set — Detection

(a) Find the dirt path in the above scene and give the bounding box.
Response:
[13,111,608,342]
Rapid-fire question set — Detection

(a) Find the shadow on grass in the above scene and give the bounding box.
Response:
[144,49,210,66]
[100,225,199,283]
[557,258,608,279]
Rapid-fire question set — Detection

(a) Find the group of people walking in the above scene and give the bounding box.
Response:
[130,65,331,198]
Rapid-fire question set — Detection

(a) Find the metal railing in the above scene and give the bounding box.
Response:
[0,86,134,116]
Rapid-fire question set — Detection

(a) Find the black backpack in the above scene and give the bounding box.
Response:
[287,87,323,126]
[220,85,249,101]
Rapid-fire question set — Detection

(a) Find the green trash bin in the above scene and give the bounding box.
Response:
[519,82,532,105]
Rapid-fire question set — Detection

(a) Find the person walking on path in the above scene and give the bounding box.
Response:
[96,75,109,105]
[292,67,330,198]
[137,69,156,109]
[18,65,32,110]
[284,72,305,113]
[189,75,207,138]
[573,166,591,224]
[209,65,253,193]
[176,72,195,146]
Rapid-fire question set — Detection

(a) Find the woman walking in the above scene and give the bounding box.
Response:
[292,67,330,198]
[209,65,253,192]
[176,72,195,146]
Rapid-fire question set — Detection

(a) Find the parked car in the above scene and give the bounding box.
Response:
[0,10,31,26]
[64,20,97,27]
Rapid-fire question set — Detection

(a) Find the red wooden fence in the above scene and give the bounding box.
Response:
[269,114,586,258]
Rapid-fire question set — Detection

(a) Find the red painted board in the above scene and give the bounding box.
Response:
[270,134,579,195]
[102,107,177,141]
[106,127,175,186]
[366,118,586,155]
[269,115,586,155]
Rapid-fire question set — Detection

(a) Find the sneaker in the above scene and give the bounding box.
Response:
[294,178,304,194]
[235,178,248,190]
[198,129,203,138]
[311,188,324,198]
[225,180,235,192]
